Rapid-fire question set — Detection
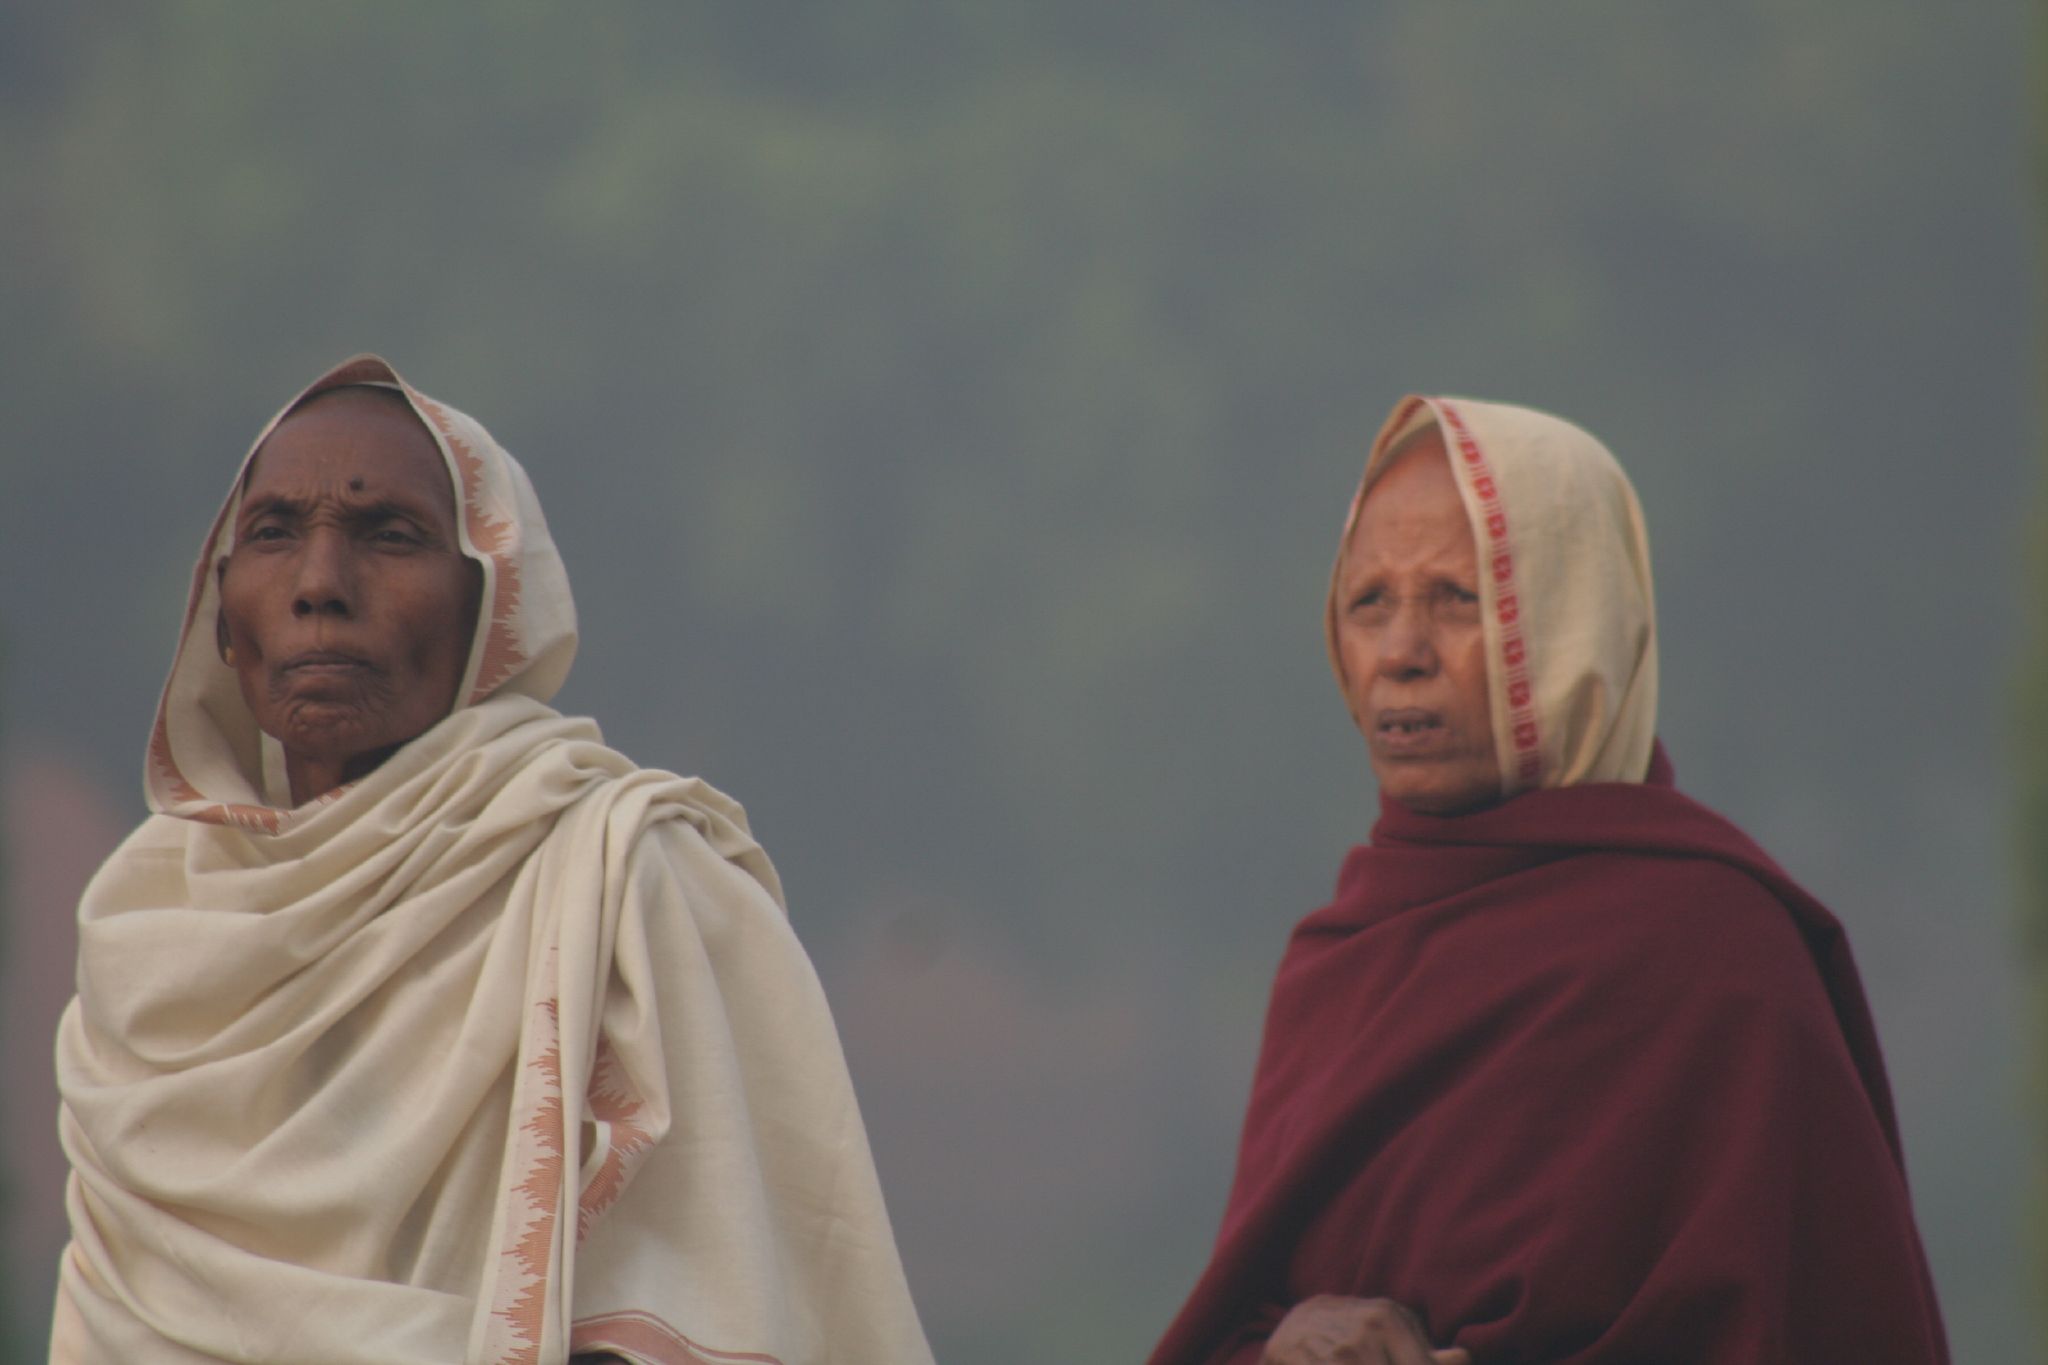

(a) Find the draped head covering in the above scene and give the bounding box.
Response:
[56,357,934,1365]
[1324,395,1658,797]
[146,353,576,831]
[1149,395,1945,1363]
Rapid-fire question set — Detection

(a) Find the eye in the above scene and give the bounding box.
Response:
[1348,586,1394,626]
[244,523,289,543]
[1435,583,1482,620]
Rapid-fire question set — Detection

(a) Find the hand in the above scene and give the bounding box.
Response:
[1261,1295,1470,1365]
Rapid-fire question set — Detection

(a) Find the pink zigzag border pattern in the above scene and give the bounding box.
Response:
[488,974,566,1364]
[570,1310,787,1365]
[577,1035,659,1243]
[412,397,530,702]
[485,982,661,1361]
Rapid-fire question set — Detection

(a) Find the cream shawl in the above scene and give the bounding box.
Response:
[53,356,934,1365]
[1325,394,1659,796]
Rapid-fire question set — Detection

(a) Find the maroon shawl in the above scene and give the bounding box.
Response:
[1149,748,1948,1364]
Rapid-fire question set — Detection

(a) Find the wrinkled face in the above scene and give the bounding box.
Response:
[216,388,482,803]
[1334,429,1502,815]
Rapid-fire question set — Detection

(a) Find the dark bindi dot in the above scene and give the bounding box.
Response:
[348,477,365,491]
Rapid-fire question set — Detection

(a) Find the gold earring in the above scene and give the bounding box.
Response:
[224,645,236,666]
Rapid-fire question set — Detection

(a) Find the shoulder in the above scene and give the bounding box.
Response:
[79,815,191,910]
[615,771,790,919]
[1537,850,1830,1013]
[1584,847,1786,919]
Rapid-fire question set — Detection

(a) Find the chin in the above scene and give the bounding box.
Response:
[1378,769,1502,818]
[277,706,376,745]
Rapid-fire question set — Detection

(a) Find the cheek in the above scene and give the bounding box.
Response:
[216,564,264,646]
[1449,637,1495,731]
[1335,633,1375,701]
[401,577,479,680]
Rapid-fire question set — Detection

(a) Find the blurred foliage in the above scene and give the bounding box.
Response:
[2030,0,2048,1331]
[0,639,13,1365]
[0,0,2022,958]
[2026,511,2048,1323]
[0,2,2034,1361]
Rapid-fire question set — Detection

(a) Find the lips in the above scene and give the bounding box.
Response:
[1372,707,1449,757]
[280,649,374,675]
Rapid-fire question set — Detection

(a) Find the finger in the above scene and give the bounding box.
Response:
[1351,1300,1439,1365]
[1432,1351,1471,1365]
[1373,1336,1435,1365]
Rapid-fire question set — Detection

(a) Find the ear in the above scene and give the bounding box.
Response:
[214,557,232,661]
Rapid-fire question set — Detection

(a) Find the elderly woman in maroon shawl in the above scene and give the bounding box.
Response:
[1147,397,1949,1365]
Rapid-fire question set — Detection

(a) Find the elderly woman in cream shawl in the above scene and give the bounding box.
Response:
[51,356,934,1365]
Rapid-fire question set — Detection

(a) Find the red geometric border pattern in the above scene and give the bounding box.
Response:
[1435,400,1543,788]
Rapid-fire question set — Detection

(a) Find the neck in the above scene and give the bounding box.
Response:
[284,742,402,806]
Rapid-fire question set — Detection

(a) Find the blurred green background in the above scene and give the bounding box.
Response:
[0,3,2035,1361]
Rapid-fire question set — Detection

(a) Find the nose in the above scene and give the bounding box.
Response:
[291,529,355,619]
[1374,599,1438,680]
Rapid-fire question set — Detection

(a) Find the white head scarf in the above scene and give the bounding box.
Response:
[1325,394,1659,797]
[57,357,934,1365]
[146,353,576,831]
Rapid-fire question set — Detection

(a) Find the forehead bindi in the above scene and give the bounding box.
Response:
[243,394,457,522]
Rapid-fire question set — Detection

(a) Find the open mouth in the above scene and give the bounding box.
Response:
[1373,708,1447,754]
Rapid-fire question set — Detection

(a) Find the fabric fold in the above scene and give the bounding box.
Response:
[55,355,932,1365]
[1147,749,1947,1365]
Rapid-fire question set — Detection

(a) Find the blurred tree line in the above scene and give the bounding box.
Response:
[2031,0,2048,1330]
[0,641,13,1364]
[2029,494,2047,1320]
[0,2,2033,1360]
[0,0,2019,963]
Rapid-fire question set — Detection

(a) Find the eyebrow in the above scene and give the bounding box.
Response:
[237,493,446,529]
[347,497,437,525]
[237,493,306,523]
